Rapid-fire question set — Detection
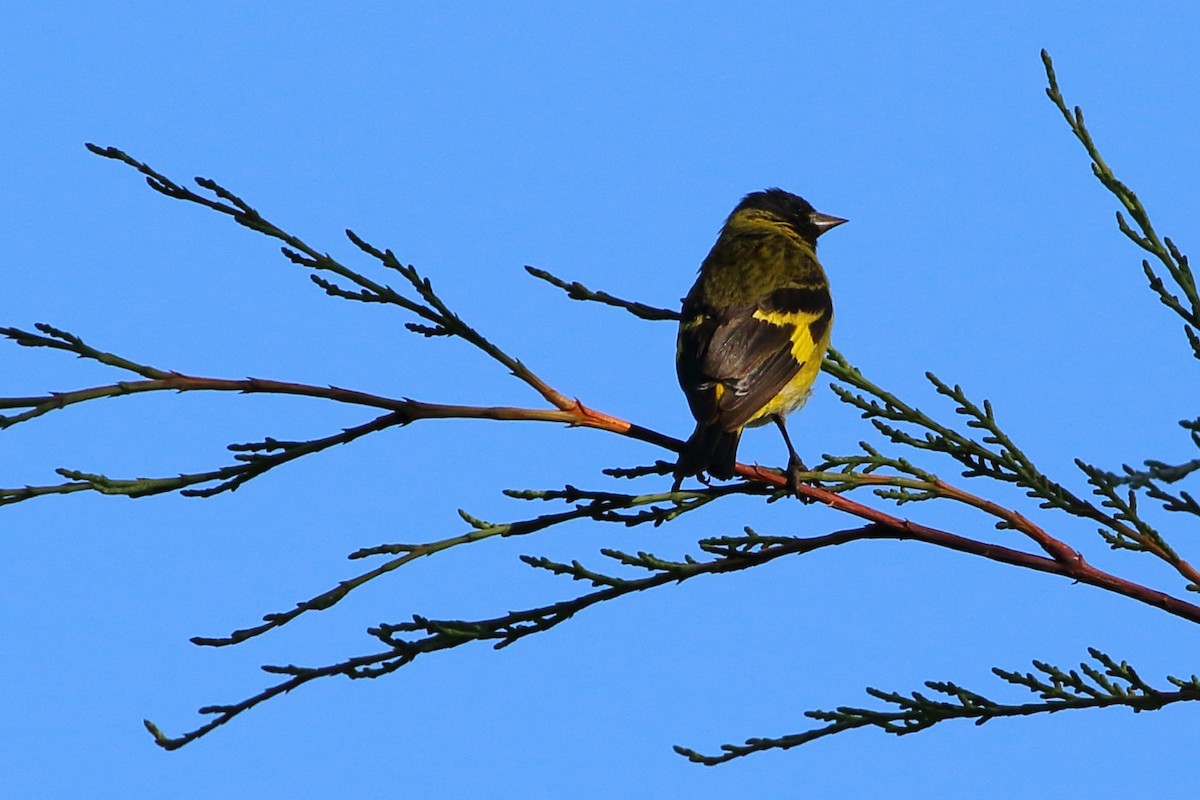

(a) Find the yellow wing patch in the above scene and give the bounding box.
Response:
[743,307,833,426]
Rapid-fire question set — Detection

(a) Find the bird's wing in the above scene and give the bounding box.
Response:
[678,286,831,432]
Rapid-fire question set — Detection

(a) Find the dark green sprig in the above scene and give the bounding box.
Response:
[602,461,676,479]
[1076,460,1178,560]
[341,231,553,393]
[818,441,936,481]
[505,482,769,527]
[305,273,392,306]
[524,266,681,321]
[1144,482,1200,518]
[0,376,171,431]
[520,554,630,587]
[870,485,940,505]
[457,507,494,530]
[159,527,888,747]
[825,350,1086,513]
[677,649,1197,765]
[1116,458,1200,489]
[0,324,173,429]
[1108,456,1200,519]
[193,483,743,647]
[0,479,96,507]
[368,529,868,657]
[1168,674,1200,692]
[85,145,565,406]
[994,648,1160,701]
[1,323,170,379]
[696,528,800,557]
[595,503,697,526]
[824,349,1193,570]
[1035,52,1200,586]
[1042,51,1199,359]
[504,485,643,504]
[597,547,694,573]
[29,412,404,503]
[85,146,412,320]
[369,544,740,652]
[1034,55,1200,590]
[817,443,941,504]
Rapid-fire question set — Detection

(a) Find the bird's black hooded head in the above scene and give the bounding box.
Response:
[731,188,846,242]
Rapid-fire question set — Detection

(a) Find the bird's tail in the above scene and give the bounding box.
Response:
[674,423,742,482]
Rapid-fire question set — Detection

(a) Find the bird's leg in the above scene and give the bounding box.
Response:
[773,416,810,497]
[671,468,711,493]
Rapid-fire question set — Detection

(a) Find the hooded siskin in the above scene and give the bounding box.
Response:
[674,188,845,482]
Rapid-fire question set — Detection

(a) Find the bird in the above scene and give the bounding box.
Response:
[673,188,845,488]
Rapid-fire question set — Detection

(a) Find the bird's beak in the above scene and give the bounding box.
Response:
[810,211,848,236]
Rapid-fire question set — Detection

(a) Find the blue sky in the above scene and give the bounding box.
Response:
[4,3,1199,797]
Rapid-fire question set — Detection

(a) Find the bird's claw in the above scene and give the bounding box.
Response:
[785,455,815,502]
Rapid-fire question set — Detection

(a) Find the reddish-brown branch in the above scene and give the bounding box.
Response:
[737,464,1200,626]
[11,372,688,449]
